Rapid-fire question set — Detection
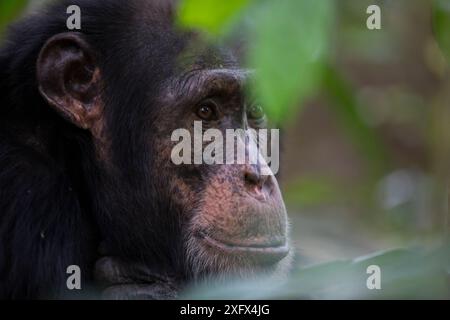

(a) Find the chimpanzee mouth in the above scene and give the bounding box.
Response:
[196,231,289,263]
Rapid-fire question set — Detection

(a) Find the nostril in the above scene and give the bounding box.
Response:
[244,167,269,190]
[244,170,259,186]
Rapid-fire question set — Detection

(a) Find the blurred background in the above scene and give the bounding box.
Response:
[1,0,449,298]
[280,0,450,264]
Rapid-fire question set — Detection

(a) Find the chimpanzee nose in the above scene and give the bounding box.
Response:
[244,165,272,200]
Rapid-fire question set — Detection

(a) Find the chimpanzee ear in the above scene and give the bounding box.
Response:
[37,32,103,130]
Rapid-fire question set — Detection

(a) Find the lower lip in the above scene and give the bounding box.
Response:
[198,232,289,263]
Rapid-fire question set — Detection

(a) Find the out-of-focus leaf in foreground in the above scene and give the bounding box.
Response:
[0,0,28,38]
[433,0,450,62]
[177,0,250,35]
[178,0,335,124]
[181,244,450,299]
[247,0,334,123]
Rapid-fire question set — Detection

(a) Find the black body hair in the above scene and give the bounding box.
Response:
[0,0,189,299]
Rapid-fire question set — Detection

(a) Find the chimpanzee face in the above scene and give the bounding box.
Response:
[153,56,291,279]
[36,29,290,282]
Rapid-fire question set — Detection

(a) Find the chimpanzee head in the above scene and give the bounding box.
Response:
[33,0,290,282]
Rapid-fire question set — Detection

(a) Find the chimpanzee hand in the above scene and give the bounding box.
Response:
[94,256,179,300]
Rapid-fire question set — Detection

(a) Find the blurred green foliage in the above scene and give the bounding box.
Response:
[433,0,450,61]
[0,0,28,38]
[177,0,250,35]
[179,0,334,123]
[182,244,450,299]
[323,65,388,178]
[284,176,341,207]
[246,0,333,123]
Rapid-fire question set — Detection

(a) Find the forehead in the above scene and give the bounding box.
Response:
[175,36,240,72]
[159,37,251,98]
[164,68,252,103]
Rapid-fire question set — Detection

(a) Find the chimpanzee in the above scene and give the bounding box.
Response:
[0,0,290,299]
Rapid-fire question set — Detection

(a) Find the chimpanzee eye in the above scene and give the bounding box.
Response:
[196,100,218,121]
[247,104,265,120]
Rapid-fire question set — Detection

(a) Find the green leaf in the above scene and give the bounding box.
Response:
[177,0,250,35]
[433,0,450,61]
[247,0,334,123]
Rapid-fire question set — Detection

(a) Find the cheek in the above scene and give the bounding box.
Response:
[195,172,241,232]
[145,137,194,211]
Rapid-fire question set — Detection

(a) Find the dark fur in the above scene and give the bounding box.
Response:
[0,0,189,299]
